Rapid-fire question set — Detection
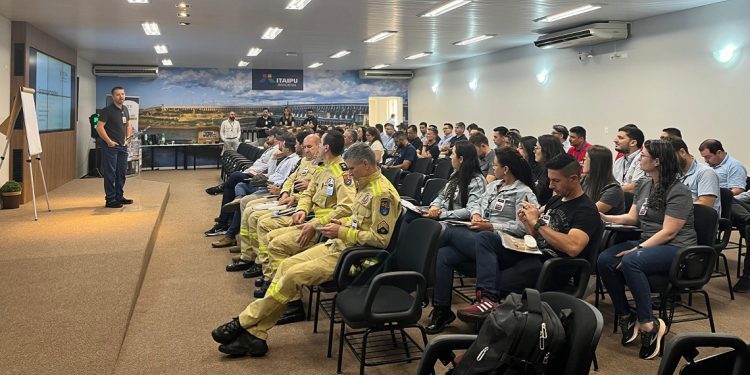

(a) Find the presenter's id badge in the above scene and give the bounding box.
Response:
[494,198,506,212]
[325,178,335,196]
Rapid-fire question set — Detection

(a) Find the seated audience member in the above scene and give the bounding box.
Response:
[613,124,646,193]
[437,123,455,150]
[466,123,480,135]
[364,127,385,164]
[567,126,592,170]
[440,123,467,156]
[666,136,721,213]
[211,144,400,358]
[407,124,423,150]
[506,131,521,149]
[510,128,521,135]
[551,124,572,152]
[205,128,284,236]
[213,133,301,248]
[384,131,417,172]
[381,123,396,152]
[518,136,542,184]
[581,145,625,214]
[459,153,601,321]
[661,127,682,139]
[342,129,358,157]
[469,133,494,178]
[534,134,566,206]
[426,148,538,333]
[418,126,440,159]
[493,126,509,149]
[599,139,697,360]
[698,139,750,292]
[418,122,428,143]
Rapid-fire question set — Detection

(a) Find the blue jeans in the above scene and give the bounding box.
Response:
[98,141,128,203]
[597,240,678,323]
[475,231,543,299]
[219,171,251,225]
[235,182,262,197]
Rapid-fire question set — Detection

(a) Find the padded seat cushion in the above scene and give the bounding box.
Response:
[337,285,417,328]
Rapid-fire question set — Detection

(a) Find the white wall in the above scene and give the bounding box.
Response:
[409,0,750,163]
[0,14,11,186]
[76,56,96,177]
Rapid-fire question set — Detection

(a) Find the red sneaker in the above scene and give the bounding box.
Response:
[457,291,498,322]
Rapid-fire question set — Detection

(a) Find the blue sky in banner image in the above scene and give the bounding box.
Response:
[96,68,408,108]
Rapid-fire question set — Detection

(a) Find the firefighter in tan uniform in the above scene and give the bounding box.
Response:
[252,132,355,298]
[211,143,401,357]
[225,133,322,276]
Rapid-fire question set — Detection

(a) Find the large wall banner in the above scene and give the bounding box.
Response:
[252,69,303,91]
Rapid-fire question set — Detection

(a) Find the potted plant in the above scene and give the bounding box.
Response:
[0,180,22,209]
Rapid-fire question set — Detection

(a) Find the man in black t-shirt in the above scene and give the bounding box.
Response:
[385,131,417,173]
[300,109,318,131]
[407,124,423,150]
[457,153,602,322]
[96,86,133,208]
[255,108,275,139]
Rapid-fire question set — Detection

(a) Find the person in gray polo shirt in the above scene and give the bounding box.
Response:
[667,136,721,214]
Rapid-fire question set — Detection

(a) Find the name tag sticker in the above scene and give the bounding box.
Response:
[494,198,506,212]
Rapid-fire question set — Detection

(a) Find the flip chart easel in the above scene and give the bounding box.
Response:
[0,87,52,220]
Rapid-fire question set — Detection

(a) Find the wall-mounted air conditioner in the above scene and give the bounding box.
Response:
[534,22,629,49]
[359,70,414,80]
[92,65,159,78]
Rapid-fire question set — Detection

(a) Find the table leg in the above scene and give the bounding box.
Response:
[151,148,155,170]
[174,147,178,170]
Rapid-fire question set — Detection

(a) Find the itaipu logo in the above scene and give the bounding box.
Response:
[258,73,299,87]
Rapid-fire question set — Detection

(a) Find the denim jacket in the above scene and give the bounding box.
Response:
[473,179,538,236]
[431,173,487,220]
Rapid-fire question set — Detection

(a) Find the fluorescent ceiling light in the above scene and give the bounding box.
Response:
[261,27,283,39]
[246,47,263,56]
[371,64,390,69]
[161,59,173,66]
[535,4,602,23]
[141,22,161,35]
[404,52,433,60]
[175,2,189,8]
[286,0,312,10]
[364,31,397,43]
[453,34,496,46]
[714,44,738,63]
[307,62,323,68]
[329,50,351,59]
[127,0,149,3]
[419,0,471,18]
[177,10,190,18]
[238,60,250,67]
[154,44,168,54]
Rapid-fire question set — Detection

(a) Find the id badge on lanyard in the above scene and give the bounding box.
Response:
[326,178,335,196]
[639,198,649,216]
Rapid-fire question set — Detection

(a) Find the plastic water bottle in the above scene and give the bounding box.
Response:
[160,133,166,145]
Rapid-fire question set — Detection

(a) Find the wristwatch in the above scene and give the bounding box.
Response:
[533,220,545,231]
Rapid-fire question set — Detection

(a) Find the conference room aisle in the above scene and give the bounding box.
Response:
[112,169,750,375]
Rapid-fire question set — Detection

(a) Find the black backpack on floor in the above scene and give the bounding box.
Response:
[452,289,567,375]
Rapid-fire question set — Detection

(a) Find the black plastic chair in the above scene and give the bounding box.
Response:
[647,204,719,332]
[398,172,425,202]
[712,188,735,299]
[412,157,434,176]
[658,333,750,375]
[381,167,401,188]
[432,158,452,180]
[536,258,592,299]
[334,218,443,374]
[623,191,635,210]
[415,291,603,375]
[420,178,447,207]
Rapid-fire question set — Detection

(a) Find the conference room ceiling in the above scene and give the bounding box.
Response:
[0,0,726,70]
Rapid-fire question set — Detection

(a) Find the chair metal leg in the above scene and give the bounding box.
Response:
[360,329,370,375]
[592,352,599,371]
[389,326,398,348]
[399,328,412,362]
[702,290,716,333]
[721,254,735,300]
[313,288,322,332]
[307,286,314,322]
[337,321,345,374]
[327,295,338,358]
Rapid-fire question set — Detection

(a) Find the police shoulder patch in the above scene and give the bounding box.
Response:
[379,198,391,215]
[377,221,390,235]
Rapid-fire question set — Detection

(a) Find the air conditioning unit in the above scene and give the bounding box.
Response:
[92,65,159,78]
[359,70,414,80]
[534,22,629,49]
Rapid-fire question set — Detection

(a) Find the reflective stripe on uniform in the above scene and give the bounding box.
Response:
[346,227,359,245]
[270,259,282,270]
[240,228,250,236]
[314,208,333,224]
[258,244,269,255]
[268,282,291,304]
[329,162,342,177]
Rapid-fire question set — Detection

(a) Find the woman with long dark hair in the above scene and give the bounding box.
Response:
[534,134,565,205]
[582,145,625,214]
[426,147,538,333]
[518,136,541,183]
[365,127,384,164]
[598,139,697,360]
[423,140,485,220]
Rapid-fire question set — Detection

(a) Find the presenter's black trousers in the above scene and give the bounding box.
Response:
[99,141,128,203]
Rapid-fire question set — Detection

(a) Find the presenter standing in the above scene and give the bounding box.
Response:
[96,86,132,208]
[220,112,241,153]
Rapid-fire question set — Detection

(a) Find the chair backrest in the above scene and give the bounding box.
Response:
[398,172,425,201]
[623,191,635,210]
[536,258,592,299]
[694,203,719,247]
[541,292,603,375]
[421,178,448,206]
[433,158,453,180]
[237,142,251,156]
[246,146,264,162]
[381,166,401,187]
[412,157,434,175]
[719,188,734,220]
[658,333,750,375]
[386,208,406,252]
[390,218,442,277]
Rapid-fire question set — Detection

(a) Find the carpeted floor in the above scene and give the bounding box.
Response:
[3,169,749,374]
